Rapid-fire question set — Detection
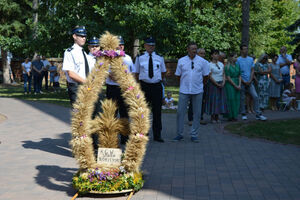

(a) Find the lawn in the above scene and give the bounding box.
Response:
[0,83,71,107]
[225,119,300,146]
[0,83,180,111]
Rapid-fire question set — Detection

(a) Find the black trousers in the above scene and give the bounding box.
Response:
[140,81,163,139]
[106,84,129,143]
[42,71,48,90]
[67,82,79,106]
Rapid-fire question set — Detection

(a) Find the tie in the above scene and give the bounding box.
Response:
[82,49,89,77]
[148,53,153,78]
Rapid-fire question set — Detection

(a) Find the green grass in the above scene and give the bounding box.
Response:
[0,83,180,113]
[0,83,71,108]
[225,119,300,145]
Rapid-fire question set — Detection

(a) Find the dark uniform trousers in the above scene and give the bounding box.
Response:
[106,84,129,144]
[67,82,79,106]
[140,80,163,139]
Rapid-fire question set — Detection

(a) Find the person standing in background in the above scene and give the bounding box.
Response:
[41,56,51,91]
[21,58,32,94]
[276,46,293,92]
[31,55,44,94]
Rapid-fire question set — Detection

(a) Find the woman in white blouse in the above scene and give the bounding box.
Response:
[204,50,228,123]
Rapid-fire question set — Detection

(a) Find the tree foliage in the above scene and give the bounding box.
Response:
[1,0,300,60]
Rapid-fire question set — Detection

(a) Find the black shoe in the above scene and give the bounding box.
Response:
[154,138,164,143]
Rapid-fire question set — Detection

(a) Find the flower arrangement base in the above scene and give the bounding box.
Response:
[72,168,144,199]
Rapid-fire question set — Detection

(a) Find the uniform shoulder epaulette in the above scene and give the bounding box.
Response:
[67,47,74,52]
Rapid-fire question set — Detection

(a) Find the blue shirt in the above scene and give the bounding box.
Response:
[237,56,254,82]
[276,54,292,75]
[31,60,44,75]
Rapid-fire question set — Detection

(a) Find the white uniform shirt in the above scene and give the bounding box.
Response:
[22,62,31,74]
[106,54,134,86]
[87,52,96,70]
[62,43,92,83]
[175,55,210,94]
[135,52,166,83]
[209,61,224,82]
[42,59,51,71]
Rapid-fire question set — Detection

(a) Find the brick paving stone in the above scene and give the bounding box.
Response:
[1,98,300,200]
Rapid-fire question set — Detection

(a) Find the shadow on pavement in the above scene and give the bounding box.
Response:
[35,165,77,197]
[22,132,72,157]
[19,99,71,124]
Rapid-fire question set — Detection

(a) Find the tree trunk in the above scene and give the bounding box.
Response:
[133,39,139,60]
[1,50,11,84]
[241,0,250,46]
[33,0,38,58]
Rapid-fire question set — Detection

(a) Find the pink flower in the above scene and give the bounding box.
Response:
[119,51,125,56]
[141,114,144,118]
[125,69,128,73]
[80,122,83,126]
[80,134,87,139]
[99,62,104,66]
[137,133,144,137]
[136,94,140,99]
[127,86,134,91]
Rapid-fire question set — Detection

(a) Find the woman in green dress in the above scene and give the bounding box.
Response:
[224,52,241,121]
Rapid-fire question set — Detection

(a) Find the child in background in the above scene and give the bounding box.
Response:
[282,83,297,111]
[162,91,176,109]
[53,72,60,92]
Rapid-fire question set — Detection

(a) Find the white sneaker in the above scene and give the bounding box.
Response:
[256,115,267,121]
[40,91,44,94]
[242,115,248,120]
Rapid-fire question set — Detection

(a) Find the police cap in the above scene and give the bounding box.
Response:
[144,37,155,45]
[118,36,124,45]
[72,26,87,37]
[88,36,99,46]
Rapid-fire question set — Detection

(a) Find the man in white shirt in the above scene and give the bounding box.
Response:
[173,42,210,143]
[134,37,166,142]
[106,36,134,144]
[41,56,51,91]
[87,36,100,69]
[62,26,91,105]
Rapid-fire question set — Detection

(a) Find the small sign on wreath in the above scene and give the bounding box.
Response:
[97,148,122,165]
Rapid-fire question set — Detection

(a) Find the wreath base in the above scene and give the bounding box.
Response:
[72,169,144,195]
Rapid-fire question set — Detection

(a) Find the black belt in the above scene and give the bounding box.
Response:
[140,80,161,85]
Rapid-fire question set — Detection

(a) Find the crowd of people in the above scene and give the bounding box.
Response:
[21,56,60,94]
[20,25,300,144]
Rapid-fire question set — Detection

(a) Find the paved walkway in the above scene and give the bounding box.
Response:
[0,97,300,200]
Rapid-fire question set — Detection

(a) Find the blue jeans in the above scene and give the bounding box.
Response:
[240,83,261,115]
[176,92,203,137]
[23,74,32,93]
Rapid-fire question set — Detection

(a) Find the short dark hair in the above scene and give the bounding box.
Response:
[240,44,248,50]
[187,42,197,48]
[228,51,237,58]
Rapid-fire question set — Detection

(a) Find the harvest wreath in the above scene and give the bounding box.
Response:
[70,32,150,197]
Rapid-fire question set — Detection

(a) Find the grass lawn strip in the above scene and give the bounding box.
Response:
[225,119,300,146]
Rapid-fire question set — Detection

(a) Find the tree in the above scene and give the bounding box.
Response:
[241,0,250,46]
[286,18,300,56]
[0,0,31,83]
